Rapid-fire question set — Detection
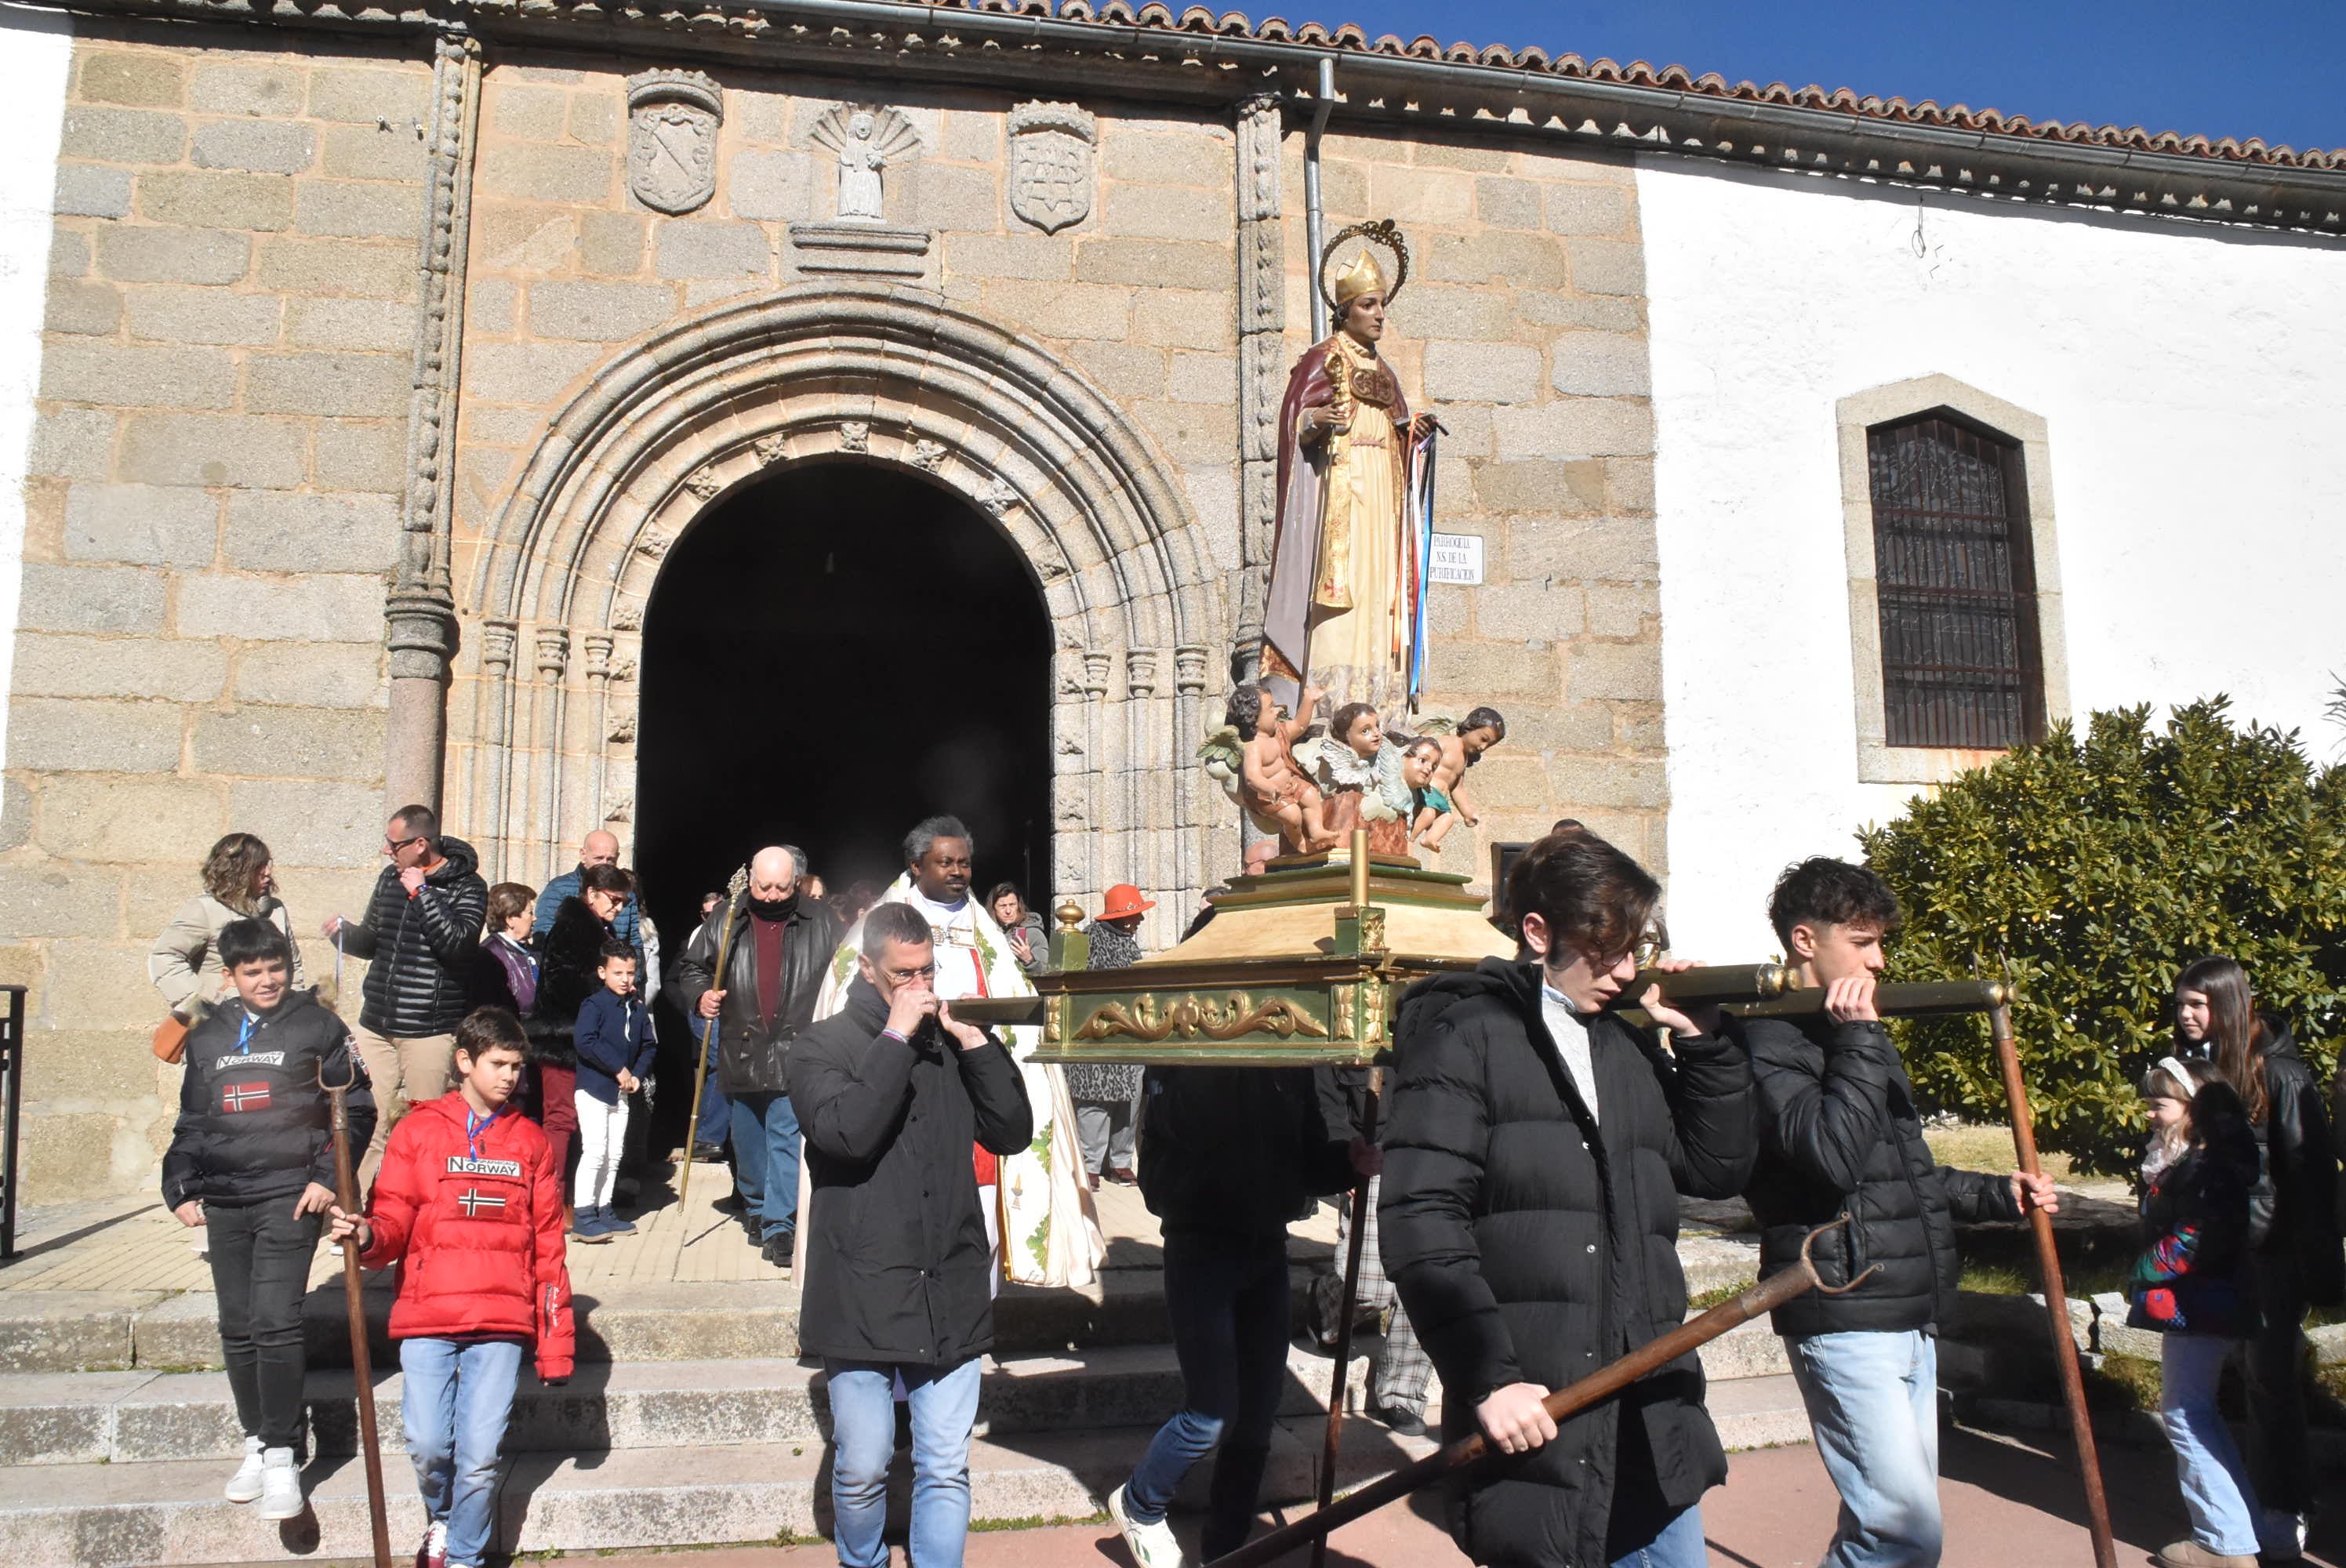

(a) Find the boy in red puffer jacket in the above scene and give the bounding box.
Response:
[329,1007,572,1568]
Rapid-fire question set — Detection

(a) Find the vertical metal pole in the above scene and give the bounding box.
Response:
[1313,1067,1378,1568]
[1305,57,1335,343]
[1,988,21,1260]
[1989,1003,2117,1568]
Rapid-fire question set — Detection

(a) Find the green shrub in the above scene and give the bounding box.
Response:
[1858,699,2346,1174]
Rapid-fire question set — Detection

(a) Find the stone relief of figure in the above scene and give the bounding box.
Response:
[808,103,923,222]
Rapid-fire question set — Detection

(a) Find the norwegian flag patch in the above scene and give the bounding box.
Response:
[220,1081,273,1114]
[456,1188,508,1219]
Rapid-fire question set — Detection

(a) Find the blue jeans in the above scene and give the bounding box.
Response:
[825,1357,982,1568]
[2160,1332,2262,1556]
[1610,1504,1706,1568]
[729,1090,801,1240]
[694,1027,731,1145]
[401,1336,524,1568]
[1786,1329,1941,1568]
[1124,1229,1293,1560]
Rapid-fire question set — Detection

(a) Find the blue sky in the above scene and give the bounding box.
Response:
[1314,1,2346,154]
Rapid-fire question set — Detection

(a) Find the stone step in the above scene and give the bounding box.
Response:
[0,1343,1367,1466]
[0,1380,1810,1566]
[0,1265,1321,1374]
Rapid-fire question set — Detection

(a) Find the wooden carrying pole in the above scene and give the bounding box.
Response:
[1209,1221,1866,1568]
[321,1058,392,1568]
[1989,1000,2119,1568]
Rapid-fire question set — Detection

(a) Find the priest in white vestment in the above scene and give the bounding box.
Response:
[799,815,1104,1289]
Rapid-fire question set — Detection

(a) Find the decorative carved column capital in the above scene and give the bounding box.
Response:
[582,631,616,681]
[1173,644,1208,695]
[481,617,518,676]
[385,587,460,684]
[1126,648,1158,699]
[534,626,570,679]
[1081,650,1113,698]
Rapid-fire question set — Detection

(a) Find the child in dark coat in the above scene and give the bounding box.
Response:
[2132,1056,2271,1568]
[162,917,375,1521]
[569,940,654,1241]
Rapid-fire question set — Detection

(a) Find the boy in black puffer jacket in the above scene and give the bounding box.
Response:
[1742,858,2055,1568]
[163,917,376,1523]
[1381,830,1753,1568]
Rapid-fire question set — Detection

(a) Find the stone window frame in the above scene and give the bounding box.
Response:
[1836,373,2070,786]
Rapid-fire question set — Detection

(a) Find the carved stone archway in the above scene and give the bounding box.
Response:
[455,284,1226,932]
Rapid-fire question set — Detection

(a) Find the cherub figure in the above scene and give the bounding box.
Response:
[1414,706,1505,851]
[1203,684,1335,863]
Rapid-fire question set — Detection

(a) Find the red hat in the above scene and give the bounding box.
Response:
[1099,884,1156,921]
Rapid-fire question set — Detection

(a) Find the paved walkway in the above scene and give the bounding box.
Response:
[533,1424,2342,1568]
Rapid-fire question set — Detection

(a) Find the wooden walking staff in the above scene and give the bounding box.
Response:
[1211,1220,1876,1568]
[1310,832,1380,1568]
[1988,992,2118,1568]
[319,1054,393,1568]
[677,866,748,1217]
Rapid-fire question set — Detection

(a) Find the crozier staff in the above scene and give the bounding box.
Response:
[1379,831,1755,1568]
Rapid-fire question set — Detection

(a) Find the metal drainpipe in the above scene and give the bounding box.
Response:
[1305,56,1335,343]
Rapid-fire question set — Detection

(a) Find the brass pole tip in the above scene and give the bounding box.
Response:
[1055,900,1084,932]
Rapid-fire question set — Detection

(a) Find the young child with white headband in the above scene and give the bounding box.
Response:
[2130,1054,2272,1568]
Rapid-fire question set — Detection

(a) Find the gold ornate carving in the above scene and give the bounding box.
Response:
[1331,982,1358,1043]
[1045,993,1067,1044]
[1356,908,1387,953]
[1360,976,1389,1044]
[1073,992,1330,1044]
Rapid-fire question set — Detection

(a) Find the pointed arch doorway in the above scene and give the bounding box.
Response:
[634,460,1052,949]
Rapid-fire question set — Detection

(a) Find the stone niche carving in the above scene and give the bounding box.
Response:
[626,70,722,215]
[808,103,921,222]
[1008,101,1095,234]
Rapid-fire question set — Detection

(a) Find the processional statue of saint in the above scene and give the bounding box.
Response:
[1258,220,1440,728]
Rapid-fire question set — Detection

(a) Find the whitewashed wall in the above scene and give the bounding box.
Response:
[0,11,73,791]
[1638,160,2346,956]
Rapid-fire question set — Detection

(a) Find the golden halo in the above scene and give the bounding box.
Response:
[1316,218,1411,313]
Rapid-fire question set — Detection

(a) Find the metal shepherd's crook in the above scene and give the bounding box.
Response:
[676,867,747,1218]
[1208,1219,1879,1568]
[318,1054,392,1568]
[1988,985,2119,1568]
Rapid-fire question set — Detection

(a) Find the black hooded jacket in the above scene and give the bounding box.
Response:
[1378,959,1756,1568]
[1742,1013,2019,1338]
[788,975,1033,1366]
[1138,1064,1360,1236]
[340,837,489,1039]
[528,895,616,1069]
[161,989,376,1210]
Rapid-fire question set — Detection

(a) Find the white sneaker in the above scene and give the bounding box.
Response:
[223,1436,266,1503]
[256,1446,303,1521]
[1108,1483,1186,1568]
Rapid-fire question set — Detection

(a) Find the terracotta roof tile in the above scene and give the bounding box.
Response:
[979,0,2341,167]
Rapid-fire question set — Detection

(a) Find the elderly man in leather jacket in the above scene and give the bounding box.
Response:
[676,845,838,1272]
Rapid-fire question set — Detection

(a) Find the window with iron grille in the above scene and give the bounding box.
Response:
[1867,412,2045,750]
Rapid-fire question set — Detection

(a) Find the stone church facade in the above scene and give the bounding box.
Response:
[2,1,2340,1197]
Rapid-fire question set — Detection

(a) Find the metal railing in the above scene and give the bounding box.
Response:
[1,986,24,1259]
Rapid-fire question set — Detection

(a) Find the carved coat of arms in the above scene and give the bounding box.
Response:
[626,70,722,215]
[1008,101,1095,234]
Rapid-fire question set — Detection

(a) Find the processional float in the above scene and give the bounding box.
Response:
[957,212,2112,1564]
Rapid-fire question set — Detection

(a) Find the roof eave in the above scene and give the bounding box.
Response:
[33,0,2346,234]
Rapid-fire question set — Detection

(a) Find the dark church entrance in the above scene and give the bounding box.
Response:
[634,459,1054,963]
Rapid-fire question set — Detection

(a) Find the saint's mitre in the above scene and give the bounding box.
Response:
[1331,247,1389,310]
